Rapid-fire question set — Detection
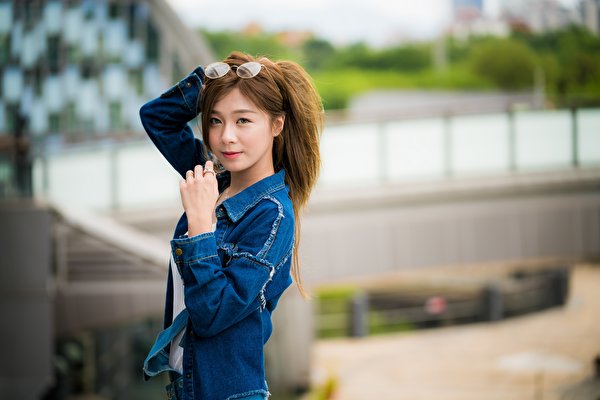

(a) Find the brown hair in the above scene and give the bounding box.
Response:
[199,51,323,296]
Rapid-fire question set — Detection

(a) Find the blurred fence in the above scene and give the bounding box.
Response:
[319,107,600,186]
[315,266,570,339]
[32,107,600,211]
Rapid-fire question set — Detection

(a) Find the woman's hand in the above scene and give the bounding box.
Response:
[180,161,219,237]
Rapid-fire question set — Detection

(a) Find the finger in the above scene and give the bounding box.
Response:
[203,161,215,178]
[194,164,203,178]
[185,170,194,181]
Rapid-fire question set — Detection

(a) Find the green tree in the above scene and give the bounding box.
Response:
[378,45,431,72]
[324,43,430,72]
[302,38,335,71]
[468,38,537,90]
[200,29,299,61]
[512,26,600,104]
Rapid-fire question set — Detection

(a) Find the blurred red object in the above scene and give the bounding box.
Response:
[425,296,447,315]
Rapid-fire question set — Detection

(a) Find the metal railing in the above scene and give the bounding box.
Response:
[315,266,571,338]
[319,107,600,186]
[29,107,600,211]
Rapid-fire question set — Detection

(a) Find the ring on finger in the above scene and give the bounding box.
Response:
[203,169,215,176]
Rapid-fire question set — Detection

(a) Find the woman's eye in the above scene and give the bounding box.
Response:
[209,117,221,125]
[237,118,250,124]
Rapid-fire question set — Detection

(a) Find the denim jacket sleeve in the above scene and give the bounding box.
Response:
[170,198,294,338]
[139,66,208,178]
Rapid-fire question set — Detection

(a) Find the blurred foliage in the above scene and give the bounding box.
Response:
[308,374,338,400]
[313,283,359,300]
[201,29,301,61]
[313,285,417,339]
[369,312,415,335]
[468,38,537,90]
[199,25,600,110]
[313,68,490,110]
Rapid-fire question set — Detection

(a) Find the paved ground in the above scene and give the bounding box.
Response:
[309,264,600,400]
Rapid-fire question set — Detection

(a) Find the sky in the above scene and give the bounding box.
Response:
[165,0,580,46]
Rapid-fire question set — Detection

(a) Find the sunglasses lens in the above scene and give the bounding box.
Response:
[205,62,230,79]
[236,62,262,78]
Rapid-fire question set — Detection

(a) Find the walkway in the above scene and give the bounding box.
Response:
[310,264,600,400]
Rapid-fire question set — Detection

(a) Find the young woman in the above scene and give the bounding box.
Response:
[140,51,323,400]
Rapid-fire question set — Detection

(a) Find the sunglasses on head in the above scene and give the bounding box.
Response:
[204,61,264,79]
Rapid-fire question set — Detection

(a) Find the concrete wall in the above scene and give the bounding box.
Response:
[0,202,54,398]
[300,172,600,285]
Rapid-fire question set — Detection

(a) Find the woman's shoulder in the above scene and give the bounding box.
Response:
[248,190,294,226]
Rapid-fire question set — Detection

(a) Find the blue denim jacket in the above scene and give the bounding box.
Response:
[139,66,294,400]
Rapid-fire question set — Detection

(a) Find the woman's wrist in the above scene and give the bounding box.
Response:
[187,214,213,237]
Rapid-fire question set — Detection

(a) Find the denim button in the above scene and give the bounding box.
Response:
[186,82,191,87]
[175,248,183,256]
[186,373,192,379]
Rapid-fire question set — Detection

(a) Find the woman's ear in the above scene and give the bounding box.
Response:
[272,115,285,137]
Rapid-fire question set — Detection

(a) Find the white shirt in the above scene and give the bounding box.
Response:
[169,225,216,373]
[168,251,186,373]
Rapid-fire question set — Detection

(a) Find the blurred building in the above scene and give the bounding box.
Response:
[0,0,213,198]
[453,0,484,21]
[449,0,600,40]
[580,0,600,34]
[0,1,213,398]
[500,0,580,33]
[450,0,510,39]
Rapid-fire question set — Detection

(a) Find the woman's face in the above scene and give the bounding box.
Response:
[208,87,282,180]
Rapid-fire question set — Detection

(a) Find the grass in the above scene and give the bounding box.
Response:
[312,66,493,110]
[314,284,419,338]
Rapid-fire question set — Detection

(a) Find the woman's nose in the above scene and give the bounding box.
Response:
[221,124,237,143]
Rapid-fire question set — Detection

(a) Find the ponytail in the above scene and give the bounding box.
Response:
[273,61,323,297]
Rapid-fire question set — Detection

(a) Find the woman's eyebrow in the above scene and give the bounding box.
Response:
[233,109,258,114]
[211,109,258,115]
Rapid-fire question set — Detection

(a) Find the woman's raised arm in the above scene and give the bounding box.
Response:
[139,66,208,178]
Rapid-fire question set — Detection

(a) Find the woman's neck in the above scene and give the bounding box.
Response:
[228,168,275,196]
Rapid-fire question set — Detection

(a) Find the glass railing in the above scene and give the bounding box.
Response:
[32,107,600,211]
[319,108,600,186]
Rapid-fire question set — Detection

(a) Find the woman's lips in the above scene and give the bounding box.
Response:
[222,151,242,159]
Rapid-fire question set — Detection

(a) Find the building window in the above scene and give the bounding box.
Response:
[128,69,143,96]
[48,113,61,134]
[0,34,10,65]
[65,103,77,134]
[108,3,122,19]
[109,101,122,131]
[146,21,159,62]
[67,45,80,64]
[5,105,17,134]
[80,117,94,134]
[46,36,61,73]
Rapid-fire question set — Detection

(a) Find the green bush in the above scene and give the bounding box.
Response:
[468,38,537,90]
[198,26,600,109]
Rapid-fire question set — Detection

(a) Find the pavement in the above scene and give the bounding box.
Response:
[309,264,600,400]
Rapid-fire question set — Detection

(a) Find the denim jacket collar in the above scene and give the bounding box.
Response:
[219,170,288,223]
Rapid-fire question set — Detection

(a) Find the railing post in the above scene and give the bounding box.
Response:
[349,292,369,337]
[571,107,579,168]
[507,107,517,172]
[377,121,388,184]
[109,144,119,211]
[482,284,503,322]
[443,114,453,178]
[549,267,570,306]
[41,152,49,199]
